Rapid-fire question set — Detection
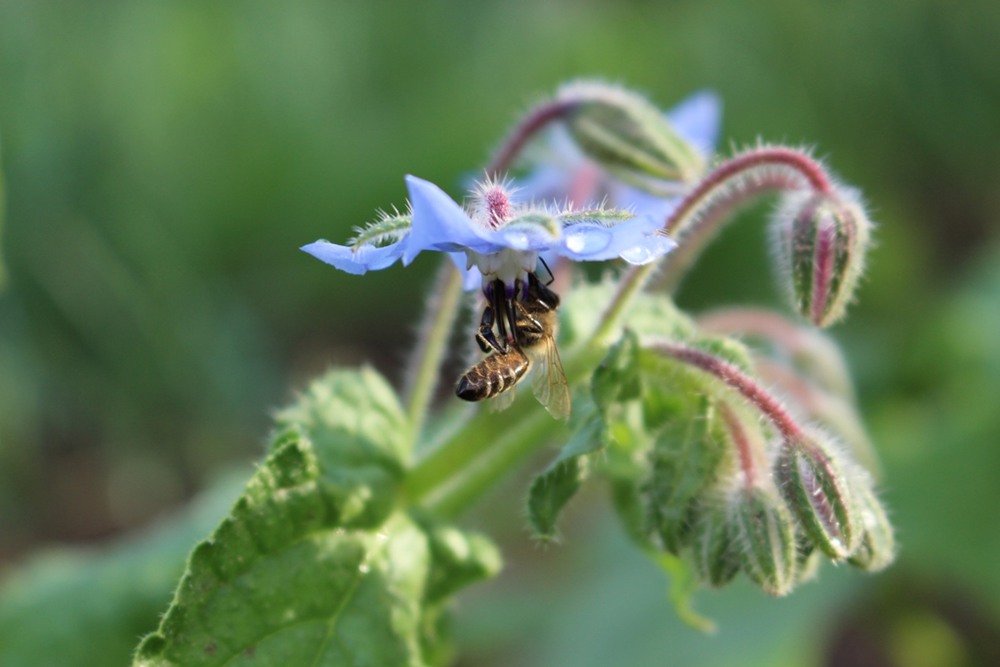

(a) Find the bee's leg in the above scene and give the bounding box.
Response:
[503,278,524,344]
[478,280,509,354]
[512,301,545,338]
[475,303,506,354]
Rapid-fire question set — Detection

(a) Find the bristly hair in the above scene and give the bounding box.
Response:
[348,205,413,249]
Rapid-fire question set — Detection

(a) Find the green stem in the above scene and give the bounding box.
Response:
[403,262,465,439]
[406,341,601,513]
[589,263,656,346]
[422,408,556,518]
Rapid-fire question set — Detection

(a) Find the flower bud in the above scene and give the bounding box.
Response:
[771,189,872,328]
[731,487,797,596]
[848,482,896,572]
[692,505,740,588]
[776,433,860,560]
[556,81,705,186]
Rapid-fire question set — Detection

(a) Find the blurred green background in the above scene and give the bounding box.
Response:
[1,0,999,665]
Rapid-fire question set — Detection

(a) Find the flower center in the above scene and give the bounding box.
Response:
[467,247,538,297]
[482,185,513,229]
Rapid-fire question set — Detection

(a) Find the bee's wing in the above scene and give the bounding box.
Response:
[489,384,517,412]
[532,336,571,420]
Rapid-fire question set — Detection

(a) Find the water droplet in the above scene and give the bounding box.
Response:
[564,227,610,254]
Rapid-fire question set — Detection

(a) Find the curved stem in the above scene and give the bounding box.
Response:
[485,100,576,177]
[665,147,833,236]
[655,147,834,293]
[403,262,465,439]
[696,307,853,399]
[651,341,805,442]
[718,402,759,489]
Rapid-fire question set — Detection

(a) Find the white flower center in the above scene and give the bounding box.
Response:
[467,248,538,292]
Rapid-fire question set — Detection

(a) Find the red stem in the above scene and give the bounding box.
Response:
[652,341,805,442]
[664,147,833,235]
[719,402,758,489]
[485,101,576,177]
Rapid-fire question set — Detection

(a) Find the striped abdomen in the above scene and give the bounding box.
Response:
[455,348,530,401]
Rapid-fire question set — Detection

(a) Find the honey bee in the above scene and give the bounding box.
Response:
[455,272,570,419]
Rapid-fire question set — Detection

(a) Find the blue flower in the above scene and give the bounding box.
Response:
[302,175,675,294]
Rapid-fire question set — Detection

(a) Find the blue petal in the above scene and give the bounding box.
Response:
[666,90,722,157]
[301,240,405,274]
[446,252,482,291]
[405,175,500,263]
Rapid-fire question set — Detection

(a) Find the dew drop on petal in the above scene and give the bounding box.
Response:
[504,232,530,250]
[564,227,611,255]
[619,244,656,264]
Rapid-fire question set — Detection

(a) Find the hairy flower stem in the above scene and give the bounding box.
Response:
[403,262,465,439]
[590,263,657,346]
[651,341,805,442]
[486,100,576,177]
[696,308,853,398]
[718,402,759,489]
[656,148,834,293]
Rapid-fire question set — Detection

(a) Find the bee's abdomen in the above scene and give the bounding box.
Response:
[455,351,529,401]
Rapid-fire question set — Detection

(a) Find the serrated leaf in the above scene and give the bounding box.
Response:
[135,513,430,667]
[274,367,412,528]
[134,368,438,667]
[527,413,604,541]
[417,518,503,602]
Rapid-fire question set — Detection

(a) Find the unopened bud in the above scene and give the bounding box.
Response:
[692,505,740,588]
[556,81,705,186]
[731,487,797,596]
[776,433,860,560]
[848,483,896,572]
[771,188,872,327]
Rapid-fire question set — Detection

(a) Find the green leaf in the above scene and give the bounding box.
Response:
[273,366,413,528]
[134,368,440,666]
[527,410,604,541]
[558,281,694,349]
[136,513,431,666]
[417,517,503,603]
[592,329,643,413]
[646,397,727,553]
